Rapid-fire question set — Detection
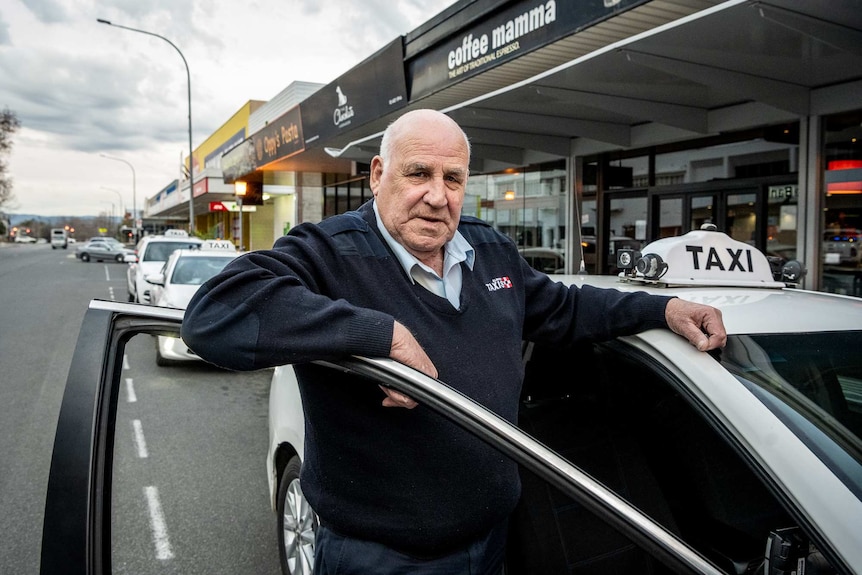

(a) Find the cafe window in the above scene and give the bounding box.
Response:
[822,111,862,297]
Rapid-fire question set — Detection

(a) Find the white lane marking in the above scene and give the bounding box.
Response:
[125,378,137,403]
[108,286,116,300]
[144,486,174,560]
[123,354,130,371]
[132,419,148,458]
[104,266,110,281]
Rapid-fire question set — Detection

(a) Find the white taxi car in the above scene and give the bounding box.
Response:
[265,229,862,575]
[146,239,240,365]
[126,229,202,303]
[43,229,862,575]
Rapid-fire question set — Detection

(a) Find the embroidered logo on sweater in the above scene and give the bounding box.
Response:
[485,276,513,291]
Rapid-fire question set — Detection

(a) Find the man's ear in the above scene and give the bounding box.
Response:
[369,155,384,196]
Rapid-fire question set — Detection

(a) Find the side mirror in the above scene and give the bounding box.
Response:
[145,273,165,286]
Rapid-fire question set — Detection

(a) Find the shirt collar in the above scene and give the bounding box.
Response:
[373,200,475,281]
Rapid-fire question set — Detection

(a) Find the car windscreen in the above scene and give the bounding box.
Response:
[169,256,234,285]
[720,332,862,497]
[143,242,200,262]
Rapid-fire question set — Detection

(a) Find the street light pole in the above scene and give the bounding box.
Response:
[101,187,125,223]
[97,18,195,235]
[100,154,136,233]
[99,201,117,227]
[234,181,246,250]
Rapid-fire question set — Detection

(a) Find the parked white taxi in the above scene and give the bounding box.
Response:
[266,228,862,575]
[146,239,241,365]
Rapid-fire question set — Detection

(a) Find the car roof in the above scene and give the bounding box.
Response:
[550,228,862,335]
[552,274,862,335]
[166,240,239,260]
[141,236,202,244]
[167,250,240,264]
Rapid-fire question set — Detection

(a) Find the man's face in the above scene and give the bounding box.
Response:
[370,116,469,264]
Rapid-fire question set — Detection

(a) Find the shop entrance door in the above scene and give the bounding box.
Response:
[651,185,773,251]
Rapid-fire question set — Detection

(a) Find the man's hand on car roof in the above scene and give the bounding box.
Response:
[665,298,727,352]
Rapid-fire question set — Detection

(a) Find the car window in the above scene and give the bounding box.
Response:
[720,332,862,490]
[110,332,279,572]
[143,241,200,262]
[170,256,234,285]
[518,341,846,575]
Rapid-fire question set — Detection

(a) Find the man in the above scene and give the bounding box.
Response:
[182,109,726,574]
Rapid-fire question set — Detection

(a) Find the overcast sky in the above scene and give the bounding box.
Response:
[1,0,454,218]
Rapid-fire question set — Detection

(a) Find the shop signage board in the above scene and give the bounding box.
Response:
[300,39,409,148]
[409,0,650,99]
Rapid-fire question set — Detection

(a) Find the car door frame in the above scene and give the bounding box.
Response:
[41,300,724,575]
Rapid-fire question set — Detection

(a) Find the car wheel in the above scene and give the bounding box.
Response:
[277,456,316,575]
[80,253,90,262]
[115,254,125,262]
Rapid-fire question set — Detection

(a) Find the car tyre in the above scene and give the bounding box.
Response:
[115,254,125,262]
[80,253,90,262]
[277,456,316,575]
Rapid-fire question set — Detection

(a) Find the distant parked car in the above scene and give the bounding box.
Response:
[13,234,37,243]
[519,247,565,274]
[51,228,69,249]
[75,239,134,263]
[823,228,861,266]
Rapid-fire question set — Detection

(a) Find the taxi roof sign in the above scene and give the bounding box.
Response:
[200,240,237,252]
[620,230,785,288]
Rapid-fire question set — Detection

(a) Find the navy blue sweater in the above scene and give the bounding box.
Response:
[182,201,671,557]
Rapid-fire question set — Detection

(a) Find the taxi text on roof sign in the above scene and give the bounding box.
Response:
[200,240,237,252]
[617,230,786,288]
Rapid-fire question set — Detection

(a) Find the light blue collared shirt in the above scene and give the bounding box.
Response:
[373,201,475,309]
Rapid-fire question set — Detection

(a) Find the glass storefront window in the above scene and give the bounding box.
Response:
[822,111,862,297]
[690,195,715,231]
[726,193,757,245]
[323,174,371,218]
[766,184,797,262]
[466,161,567,271]
[657,197,683,238]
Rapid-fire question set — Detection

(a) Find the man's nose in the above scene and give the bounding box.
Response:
[423,177,448,207]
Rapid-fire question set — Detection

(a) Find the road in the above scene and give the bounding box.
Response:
[0,242,280,574]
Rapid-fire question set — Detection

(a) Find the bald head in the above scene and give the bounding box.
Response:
[370,109,471,270]
[380,109,471,167]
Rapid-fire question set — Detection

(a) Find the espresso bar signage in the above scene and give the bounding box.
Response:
[409,0,650,100]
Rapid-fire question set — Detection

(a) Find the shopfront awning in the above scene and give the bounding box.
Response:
[320,0,862,171]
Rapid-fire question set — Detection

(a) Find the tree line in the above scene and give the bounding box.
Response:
[1,108,20,213]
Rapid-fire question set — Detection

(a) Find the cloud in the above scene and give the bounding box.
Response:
[1,0,455,216]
